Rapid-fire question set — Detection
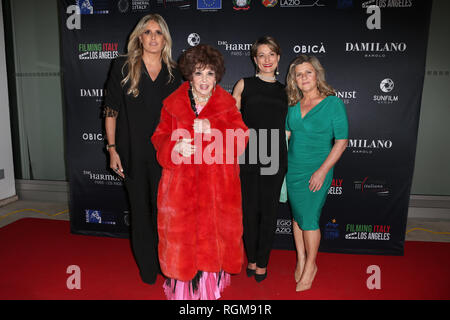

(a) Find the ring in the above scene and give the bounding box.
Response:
[114,168,118,172]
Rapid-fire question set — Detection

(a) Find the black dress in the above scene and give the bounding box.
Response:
[104,56,182,284]
[239,76,288,269]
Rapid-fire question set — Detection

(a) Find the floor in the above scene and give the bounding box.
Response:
[1,199,449,243]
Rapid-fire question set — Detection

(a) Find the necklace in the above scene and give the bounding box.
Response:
[192,89,212,103]
[256,73,276,82]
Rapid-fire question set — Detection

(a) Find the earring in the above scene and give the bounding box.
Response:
[276,67,279,76]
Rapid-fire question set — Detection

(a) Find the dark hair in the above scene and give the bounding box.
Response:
[178,44,225,82]
[250,36,281,59]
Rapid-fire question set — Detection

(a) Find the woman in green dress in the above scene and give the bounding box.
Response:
[285,55,348,292]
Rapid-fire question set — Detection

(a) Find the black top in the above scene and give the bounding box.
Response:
[240,76,288,173]
[104,56,182,178]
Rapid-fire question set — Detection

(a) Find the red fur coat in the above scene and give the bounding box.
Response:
[151,81,249,281]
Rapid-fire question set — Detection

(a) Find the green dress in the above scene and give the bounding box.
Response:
[286,95,348,230]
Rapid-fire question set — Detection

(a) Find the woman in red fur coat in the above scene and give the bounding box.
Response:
[151,44,249,300]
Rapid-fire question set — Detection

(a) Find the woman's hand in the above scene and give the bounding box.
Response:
[109,149,125,178]
[309,169,327,192]
[308,139,347,192]
[193,118,211,134]
[173,138,196,157]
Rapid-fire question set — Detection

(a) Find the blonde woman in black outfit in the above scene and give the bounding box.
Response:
[104,14,181,285]
[232,36,288,282]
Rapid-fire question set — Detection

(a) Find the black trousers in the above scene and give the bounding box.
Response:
[240,168,286,268]
[124,159,161,284]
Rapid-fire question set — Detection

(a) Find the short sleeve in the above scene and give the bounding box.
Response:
[103,58,126,117]
[332,97,348,140]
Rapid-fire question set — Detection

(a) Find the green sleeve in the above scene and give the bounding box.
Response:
[332,97,349,140]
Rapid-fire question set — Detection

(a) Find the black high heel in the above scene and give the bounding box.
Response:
[255,270,267,282]
[246,267,256,277]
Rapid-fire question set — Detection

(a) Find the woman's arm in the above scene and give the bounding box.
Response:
[232,79,244,111]
[309,139,348,192]
[104,58,126,178]
[105,113,125,178]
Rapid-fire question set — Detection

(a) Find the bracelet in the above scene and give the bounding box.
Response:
[106,144,116,151]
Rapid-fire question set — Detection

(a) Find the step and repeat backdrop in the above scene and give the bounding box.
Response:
[60,0,431,255]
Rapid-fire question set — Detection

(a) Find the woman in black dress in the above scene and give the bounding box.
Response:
[104,14,181,285]
[232,36,288,282]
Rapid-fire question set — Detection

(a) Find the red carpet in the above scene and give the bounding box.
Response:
[0,218,449,300]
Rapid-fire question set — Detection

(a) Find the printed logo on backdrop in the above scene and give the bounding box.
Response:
[354,176,390,196]
[345,224,391,241]
[362,0,413,8]
[117,0,151,13]
[328,178,343,196]
[379,78,394,93]
[78,42,119,60]
[156,0,191,9]
[188,33,201,47]
[77,0,110,14]
[233,0,251,10]
[293,43,326,55]
[77,0,94,14]
[81,132,104,144]
[345,42,407,58]
[82,169,123,186]
[80,88,104,102]
[373,78,398,104]
[217,41,252,57]
[85,209,117,225]
[324,219,339,240]
[335,89,357,104]
[197,0,221,10]
[276,219,292,235]
[280,0,325,8]
[347,138,393,154]
[262,0,278,7]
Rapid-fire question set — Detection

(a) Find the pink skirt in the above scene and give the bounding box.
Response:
[163,271,231,300]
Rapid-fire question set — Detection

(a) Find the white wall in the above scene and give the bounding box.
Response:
[0,0,16,200]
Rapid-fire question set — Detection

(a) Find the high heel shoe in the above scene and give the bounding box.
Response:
[255,270,267,283]
[296,266,318,292]
[246,267,256,277]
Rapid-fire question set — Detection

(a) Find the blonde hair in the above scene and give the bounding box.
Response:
[121,14,176,97]
[286,55,335,106]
